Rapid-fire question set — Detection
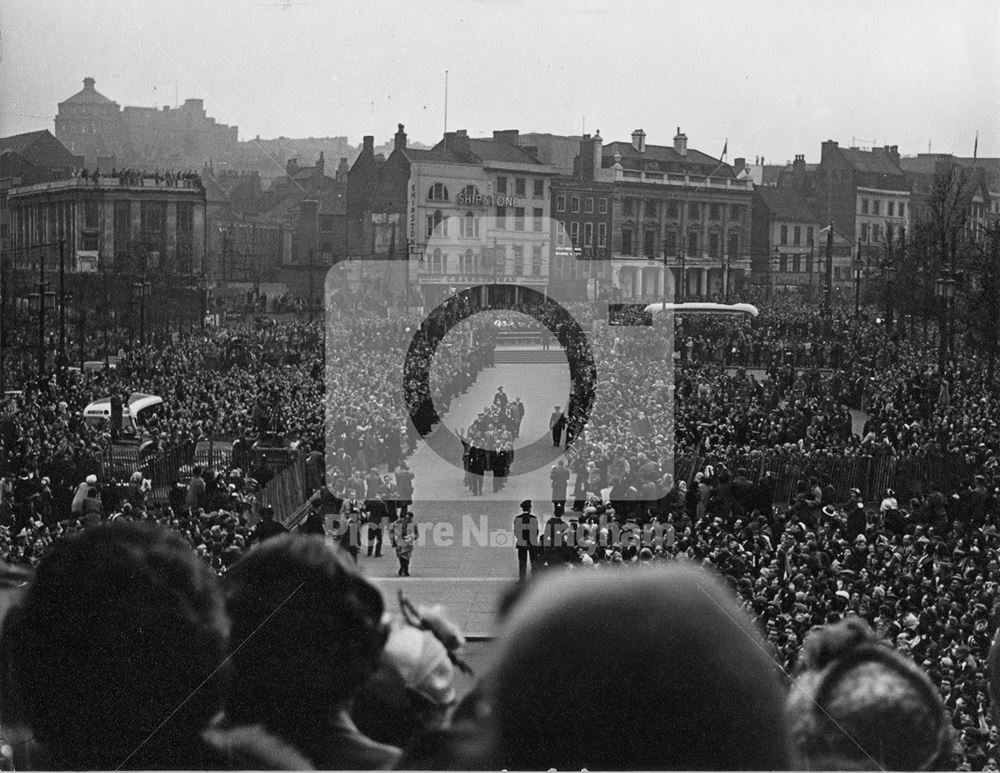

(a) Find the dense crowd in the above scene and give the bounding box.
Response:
[0,519,986,770]
[4,290,1000,767]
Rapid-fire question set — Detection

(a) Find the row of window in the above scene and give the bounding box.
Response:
[620,228,741,259]
[779,224,816,246]
[555,195,609,215]
[860,221,900,244]
[423,245,546,276]
[624,198,744,222]
[556,222,608,249]
[860,197,907,218]
[425,208,546,238]
[428,178,545,202]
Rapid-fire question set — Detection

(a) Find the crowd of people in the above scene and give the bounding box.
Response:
[75,167,204,188]
[5,287,1000,767]
[0,519,986,770]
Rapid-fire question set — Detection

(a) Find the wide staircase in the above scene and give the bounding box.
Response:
[493,331,569,364]
[493,348,568,364]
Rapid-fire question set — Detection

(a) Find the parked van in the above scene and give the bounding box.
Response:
[83,392,164,432]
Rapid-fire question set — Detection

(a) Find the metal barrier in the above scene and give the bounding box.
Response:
[674,450,973,504]
[260,456,311,525]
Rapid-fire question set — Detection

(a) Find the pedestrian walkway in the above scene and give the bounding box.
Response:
[361,356,573,636]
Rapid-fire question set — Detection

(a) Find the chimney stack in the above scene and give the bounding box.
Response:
[733,157,746,175]
[631,129,646,153]
[579,132,603,181]
[673,127,687,157]
[336,157,349,182]
[316,152,325,175]
[493,129,520,145]
[362,135,374,154]
[792,154,806,188]
[394,123,407,152]
[286,158,299,177]
[453,129,470,157]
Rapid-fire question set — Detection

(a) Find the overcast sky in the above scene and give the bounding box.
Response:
[2,0,998,163]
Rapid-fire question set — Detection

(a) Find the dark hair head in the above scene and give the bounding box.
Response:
[788,618,950,770]
[224,535,388,735]
[0,522,228,769]
[489,564,789,770]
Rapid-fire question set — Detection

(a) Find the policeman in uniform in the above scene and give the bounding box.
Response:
[513,499,540,581]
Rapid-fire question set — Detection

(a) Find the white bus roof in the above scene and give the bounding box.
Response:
[643,302,759,318]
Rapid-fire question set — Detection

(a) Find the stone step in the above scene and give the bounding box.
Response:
[493,349,569,364]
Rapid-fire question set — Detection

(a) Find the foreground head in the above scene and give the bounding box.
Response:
[224,535,388,735]
[1,522,228,769]
[489,564,790,770]
[787,617,949,770]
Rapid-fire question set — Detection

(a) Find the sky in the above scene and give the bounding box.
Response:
[1,0,998,164]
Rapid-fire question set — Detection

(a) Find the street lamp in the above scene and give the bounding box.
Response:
[935,275,956,373]
[882,260,896,335]
[28,286,55,381]
[133,280,152,346]
[65,291,85,371]
[771,247,780,300]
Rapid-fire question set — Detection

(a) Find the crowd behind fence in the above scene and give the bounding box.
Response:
[674,449,975,504]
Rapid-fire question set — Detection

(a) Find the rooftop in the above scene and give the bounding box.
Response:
[59,77,118,107]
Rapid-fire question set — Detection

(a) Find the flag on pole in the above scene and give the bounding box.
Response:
[721,139,728,160]
[974,130,979,161]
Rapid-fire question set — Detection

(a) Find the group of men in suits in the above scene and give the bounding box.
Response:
[459,387,524,495]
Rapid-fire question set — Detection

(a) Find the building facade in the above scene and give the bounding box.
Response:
[751,186,854,300]
[603,129,753,301]
[348,126,557,308]
[6,175,206,276]
[548,135,614,299]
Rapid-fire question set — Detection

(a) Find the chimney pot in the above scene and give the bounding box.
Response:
[394,124,407,152]
[631,129,646,153]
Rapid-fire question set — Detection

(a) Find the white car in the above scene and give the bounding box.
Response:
[83,392,164,432]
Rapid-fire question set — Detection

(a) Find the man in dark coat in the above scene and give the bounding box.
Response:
[549,406,566,447]
[513,500,540,581]
[550,461,570,511]
[251,505,288,543]
[542,507,571,568]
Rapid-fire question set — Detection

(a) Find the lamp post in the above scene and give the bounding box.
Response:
[772,247,780,300]
[935,274,956,373]
[28,289,55,383]
[198,274,208,331]
[854,238,863,316]
[57,237,66,364]
[678,238,687,303]
[65,291,85,371]
[133,280,152,346]
[882,260,896,336]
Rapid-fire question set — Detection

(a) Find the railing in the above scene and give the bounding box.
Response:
[674,450,973,504]
[613,170,751,190]
[260,456,311,525]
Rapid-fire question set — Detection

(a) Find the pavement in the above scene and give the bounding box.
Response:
[342,356,871,638]
[350,357,572,637]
